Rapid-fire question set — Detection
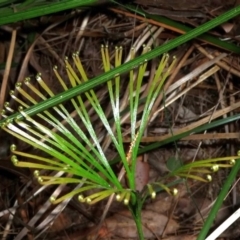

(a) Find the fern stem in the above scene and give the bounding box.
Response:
[129,194,145,240]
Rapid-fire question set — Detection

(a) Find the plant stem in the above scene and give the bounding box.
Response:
[129,194,145,240]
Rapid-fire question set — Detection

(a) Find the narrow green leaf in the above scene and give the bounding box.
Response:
[0,0,101,25]
[2,5,240,124]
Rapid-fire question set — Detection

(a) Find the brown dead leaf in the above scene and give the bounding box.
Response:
[48,211,72,232]
[166,236,196,240]
[145,192,173,214]
[135,156,150,192]
[221,22,234,33]
[174,197,229,227]
[101,209,179,239]
[193,198,229,226]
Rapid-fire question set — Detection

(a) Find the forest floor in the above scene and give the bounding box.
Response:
[1,0,240,239]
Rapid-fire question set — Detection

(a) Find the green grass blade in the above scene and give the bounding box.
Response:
[124,3,240,54]
[0,0,101,25]
[139,114,240,154]
[1,5,240,125]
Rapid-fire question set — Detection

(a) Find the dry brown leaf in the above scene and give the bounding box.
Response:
[101,209,179,239]
[221,22,234,33]
[193,198,229,226]
[48,211,72,232]
[145,192,173,214]
[166,236,196,240]
[174,197,229,227]
[135,157,150,192]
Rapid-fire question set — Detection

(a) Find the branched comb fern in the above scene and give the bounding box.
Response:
[0,45,238,239]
